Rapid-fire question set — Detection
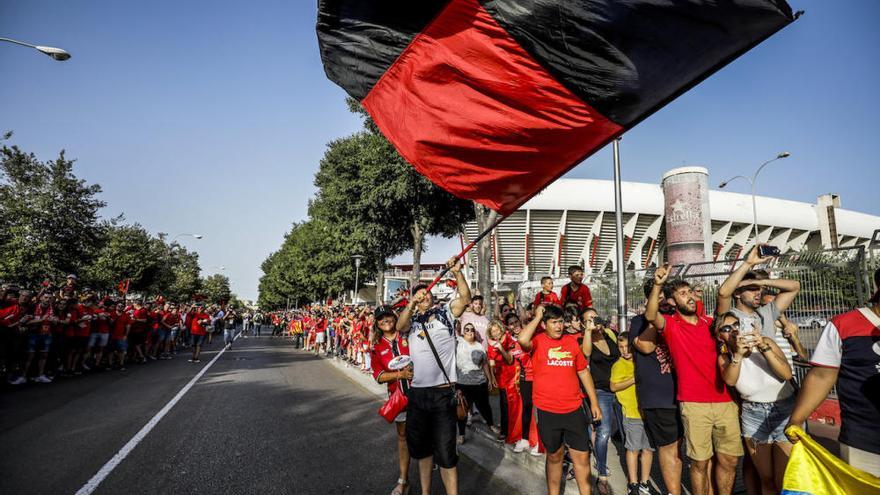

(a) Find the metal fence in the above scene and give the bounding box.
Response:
[585,246,877,358]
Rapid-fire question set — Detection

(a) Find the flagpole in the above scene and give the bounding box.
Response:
[612,139,628,333]
[425,214,507,293]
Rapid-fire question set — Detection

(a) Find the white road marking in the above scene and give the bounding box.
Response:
[75,333,241,495]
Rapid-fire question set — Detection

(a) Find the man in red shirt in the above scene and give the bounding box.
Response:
[189,304,210,363]
[71,297,96,374]
[519,304,601,495]
[109,302,130,370]
[560,266,593,312]
[645,264,742,495]
[85,299,112,370]
[129,300,149,363]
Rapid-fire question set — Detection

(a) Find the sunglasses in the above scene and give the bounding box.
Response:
[718,322,740,334]
[463,327,475,333]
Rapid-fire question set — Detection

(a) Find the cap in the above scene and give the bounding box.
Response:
[374,305,396,320]
[67,274,77,280]
[870,267,880,305]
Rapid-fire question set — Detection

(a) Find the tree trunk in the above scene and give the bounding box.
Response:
[411,220,424,288]
[375,259,386,305]
[474,203,499,313]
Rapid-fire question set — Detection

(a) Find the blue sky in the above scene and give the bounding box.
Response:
[2,0,878,300]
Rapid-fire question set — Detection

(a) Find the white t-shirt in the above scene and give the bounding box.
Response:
[408,305,458,388]
[456,337,487,386]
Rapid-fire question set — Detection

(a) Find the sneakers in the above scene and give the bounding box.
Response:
[8,376,26,385]
[638,482,650,495]
[34,375,52,383]
[82,363,91,371]
[513,439,529,453]
[489,425,501,436]
[529,445,541,456]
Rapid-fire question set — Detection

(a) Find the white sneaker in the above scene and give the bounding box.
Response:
[8,376,26,385]
[529,445,542,456]
[513,439,529,453]
[35,375,52,383]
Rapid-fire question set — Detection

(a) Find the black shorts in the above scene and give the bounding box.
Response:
[641,408,683,448]
[406,387,458,469]
[536,407,592,454]
[128,332,146,346]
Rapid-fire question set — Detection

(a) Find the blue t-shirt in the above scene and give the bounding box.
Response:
[631,315,677,409]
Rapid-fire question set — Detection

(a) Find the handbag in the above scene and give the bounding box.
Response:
[378,386,408,423]
[421,320,469,421]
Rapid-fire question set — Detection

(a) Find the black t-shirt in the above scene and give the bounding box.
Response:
[631,315,677,409]
[589,330,620,391]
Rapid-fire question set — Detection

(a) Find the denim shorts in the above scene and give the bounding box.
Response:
[740,394,795,443]
[27,333,52,353]
[88,333,109,348]
[112,339,128,352]
[157,329,170,342]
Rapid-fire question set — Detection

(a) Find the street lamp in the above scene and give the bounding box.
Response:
[172,233,204,242]
[352,255,363,305]
[719,152,791,246]
[1,37,71,61]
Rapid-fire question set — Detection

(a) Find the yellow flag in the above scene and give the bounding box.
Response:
[782,425,880,495]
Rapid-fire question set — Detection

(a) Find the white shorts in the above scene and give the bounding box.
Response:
[315,332,326,344]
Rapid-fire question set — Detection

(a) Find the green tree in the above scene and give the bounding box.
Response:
[0,144,105,285]
[85,223,161,292]
[201,273,232,305]
[311,98,473,295]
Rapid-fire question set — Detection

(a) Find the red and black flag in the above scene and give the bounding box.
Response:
[318,0,795,215]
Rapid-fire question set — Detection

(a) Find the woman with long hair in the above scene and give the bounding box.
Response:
[455,322,498,444]
[369,305,412,495]
[716,311,794,495]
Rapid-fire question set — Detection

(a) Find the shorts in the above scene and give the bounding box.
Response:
[128,332,146,346]
[406,387,458,468]
[112,339,128,352]
[394,411,407,423]
[623,417,655,452]
[536,406,592,454]
[191,334,205,346]
[170,327,179,339]
[73,335,89,350]
[680,401,744,461]
[315,332,326,344]
[642,408,683,448]
[740,394,795,443]
[27,333,52,353]
[157,329,170,343]
[88,333,109,348]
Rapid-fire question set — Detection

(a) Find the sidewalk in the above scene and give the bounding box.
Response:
[314,348,633,495]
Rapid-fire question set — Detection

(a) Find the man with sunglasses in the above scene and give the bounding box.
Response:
[716,245,800,364]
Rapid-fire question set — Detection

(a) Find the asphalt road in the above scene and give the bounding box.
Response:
[0,335,519,495]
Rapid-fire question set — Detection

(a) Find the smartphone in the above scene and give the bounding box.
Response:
[758,245,780,257]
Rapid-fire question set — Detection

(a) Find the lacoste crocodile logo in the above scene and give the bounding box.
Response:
[548,347,572,360]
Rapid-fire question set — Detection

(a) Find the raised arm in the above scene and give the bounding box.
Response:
[645,264,670,331]
[396,291,424,333]
[717,246,773,314]
[517,304,545,351]
[447,257,471,318]
[757,278,801,312]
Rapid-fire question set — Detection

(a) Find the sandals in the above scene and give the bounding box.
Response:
[390,478,409,495]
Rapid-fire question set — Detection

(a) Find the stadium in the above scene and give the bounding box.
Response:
[461,176,880,285]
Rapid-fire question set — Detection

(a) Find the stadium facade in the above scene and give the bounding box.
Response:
[461,175,880,285]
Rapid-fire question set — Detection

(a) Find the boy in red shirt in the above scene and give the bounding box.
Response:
[533,276,561,308]
[519,304,601,495]
[560,265,593,311]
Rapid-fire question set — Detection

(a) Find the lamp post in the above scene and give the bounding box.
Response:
[352,255,363,305]
[719,152,791,246]
[1,37,71,60]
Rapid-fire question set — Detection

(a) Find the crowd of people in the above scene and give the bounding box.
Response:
[279,248,878,495]
[0,274,264,384]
